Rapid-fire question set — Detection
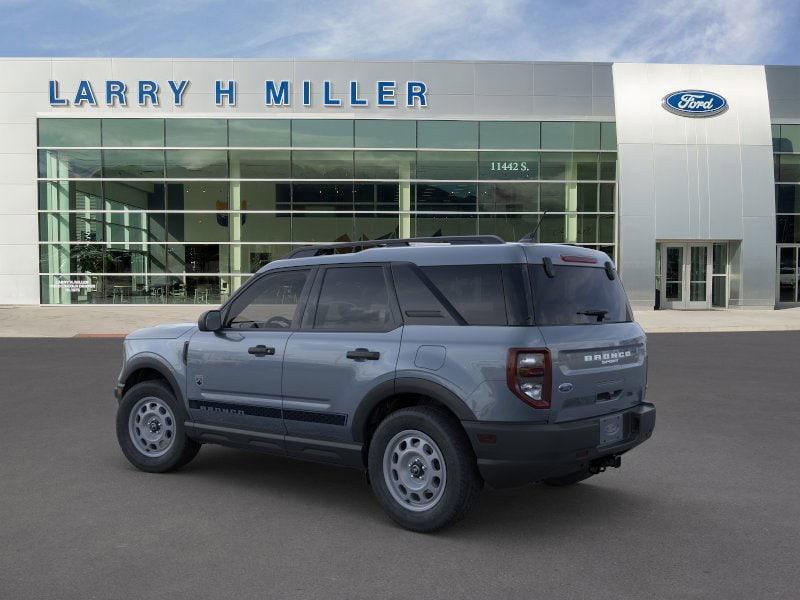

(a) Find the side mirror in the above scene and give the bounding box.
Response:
[198,309,223,332]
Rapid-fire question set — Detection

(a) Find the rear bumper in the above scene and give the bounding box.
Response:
[462,403,655,489]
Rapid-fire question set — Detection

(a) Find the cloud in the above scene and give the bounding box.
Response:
[0,0,796,65]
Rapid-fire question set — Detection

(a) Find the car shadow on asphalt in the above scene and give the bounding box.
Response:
[130,444,657,537]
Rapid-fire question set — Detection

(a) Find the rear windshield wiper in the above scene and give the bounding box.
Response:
[577,309,608,322]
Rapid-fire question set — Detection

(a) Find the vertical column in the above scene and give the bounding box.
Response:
[565,156,578,243]
[45,156,72,303]
[229,157,243,294]
[399,161,411,239]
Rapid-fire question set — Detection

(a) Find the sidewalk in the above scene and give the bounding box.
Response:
[2,304,800,337]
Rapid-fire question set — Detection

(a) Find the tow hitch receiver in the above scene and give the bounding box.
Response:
[589,455,621,474]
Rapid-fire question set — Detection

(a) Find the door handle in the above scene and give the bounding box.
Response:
[346,348,380,361]
[248,345,275,356]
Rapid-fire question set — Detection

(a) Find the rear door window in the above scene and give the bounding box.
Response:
[314,266,395,331]
[530,264,631,325]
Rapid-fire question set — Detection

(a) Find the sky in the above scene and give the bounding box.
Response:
[0,0,798,65]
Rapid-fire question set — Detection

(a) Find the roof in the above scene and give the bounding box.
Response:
[260,241,613,272]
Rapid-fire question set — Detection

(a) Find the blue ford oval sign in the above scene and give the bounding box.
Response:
[662,90,728,117]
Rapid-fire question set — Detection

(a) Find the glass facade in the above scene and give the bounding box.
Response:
[774,124,800,303]
[37,118,617,304]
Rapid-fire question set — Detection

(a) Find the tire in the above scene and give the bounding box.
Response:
[368,406,482,532]
[116,380,200,473]
[542,470,594,487]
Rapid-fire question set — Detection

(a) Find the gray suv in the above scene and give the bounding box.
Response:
[115,236,655,532]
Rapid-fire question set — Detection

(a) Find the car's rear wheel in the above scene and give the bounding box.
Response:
[116,380,200,473]
[368,406,482,532]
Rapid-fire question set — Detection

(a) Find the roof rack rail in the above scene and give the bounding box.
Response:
[284,235,505,259]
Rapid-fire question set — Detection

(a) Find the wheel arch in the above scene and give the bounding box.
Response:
[351,377,476,447]
[121,355,183,405]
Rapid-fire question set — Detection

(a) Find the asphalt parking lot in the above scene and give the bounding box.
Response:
[1,332,798,599]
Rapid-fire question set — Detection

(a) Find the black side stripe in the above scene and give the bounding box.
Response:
[188,400,347,426]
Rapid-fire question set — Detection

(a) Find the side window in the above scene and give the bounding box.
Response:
[391,263,457,325]
[314,266,394,331]
[227,269,309,329]
[420,265,508,325]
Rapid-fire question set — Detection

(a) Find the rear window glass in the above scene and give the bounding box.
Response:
[530,264,631,325]
[392,264,458,325]
[420,265,507,326]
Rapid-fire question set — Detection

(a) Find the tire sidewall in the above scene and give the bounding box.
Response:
[116,380,193,472]
[368,408,478,532]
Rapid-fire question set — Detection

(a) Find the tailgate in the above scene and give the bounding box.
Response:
[539,322,646,423]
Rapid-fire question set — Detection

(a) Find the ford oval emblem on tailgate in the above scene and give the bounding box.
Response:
[558,382,574,393]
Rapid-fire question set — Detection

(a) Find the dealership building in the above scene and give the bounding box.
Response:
[1,58,799,310]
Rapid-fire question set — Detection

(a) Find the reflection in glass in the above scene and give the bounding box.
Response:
[37,117,619,304]
[103,150,164,178]
[479,122,540,149]
[355,120,416,148]
[776,185,800,213]
[39,119,100,147]
[600,123,617,151]
[229,120,290,147]
[414,214,477,237]
[575,153,598,180]
[415,183,477,212]
[38,149,102,178]
[292,183,354,211]
[417,121,478,149]
[103,119,164,147]
[539,183,566,212]
[778,155,800,182]
[166,150,227,178]
[354,151,415,179]
[479,183,538,212]
[165,119,227,147]
[599,183,615,212]
[477,214,539,241]
[540,153,570,180]
[229,150,290,179]
[239,181,291,211]
[39,181,103,210]
[354,183,401,211]
[292,213,355,242]
[355,214,400,240]
[292,150,353,179]
[577,183,598,212]
[416,151,477,180]
[537,215,566,242]
[292,120,353,147]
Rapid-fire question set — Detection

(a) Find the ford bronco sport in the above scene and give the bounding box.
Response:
[115,236,655,532]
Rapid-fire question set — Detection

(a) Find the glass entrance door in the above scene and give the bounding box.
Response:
[662,245,685,309]
[659,243,712,309]
[777,245,799,304]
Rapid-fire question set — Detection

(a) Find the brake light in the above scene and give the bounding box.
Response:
[507,349,551,409]
[560,254,597,264]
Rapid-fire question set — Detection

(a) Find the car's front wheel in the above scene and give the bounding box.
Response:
[368,406,482,532]
[116,380,200,473]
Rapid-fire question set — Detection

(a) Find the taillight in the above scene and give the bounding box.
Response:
[507,348,551,409]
